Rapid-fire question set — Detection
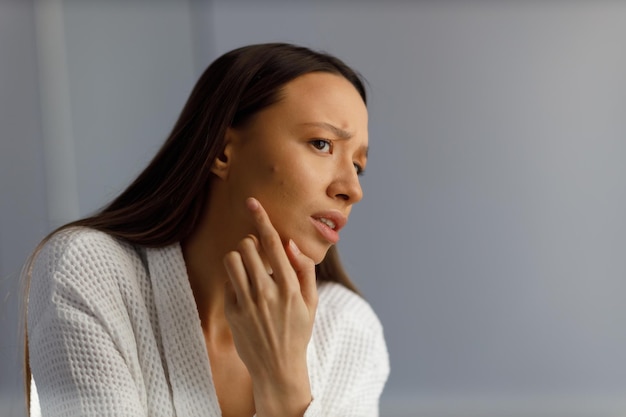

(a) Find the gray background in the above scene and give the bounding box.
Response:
[1,1,625,416]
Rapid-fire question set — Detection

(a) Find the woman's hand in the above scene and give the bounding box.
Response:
[223,197,319,417]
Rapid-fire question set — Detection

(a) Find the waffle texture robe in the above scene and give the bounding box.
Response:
[28,227,389,416]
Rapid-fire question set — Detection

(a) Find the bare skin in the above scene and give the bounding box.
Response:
[185,200,316,417]
[205,323,255,417]
[181,72,368,417]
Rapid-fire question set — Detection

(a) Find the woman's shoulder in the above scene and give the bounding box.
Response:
[28,227,150,329]
[312,282,390,384]
[31,226,142,291]
[316,281,384,337]
[37,226,137,265]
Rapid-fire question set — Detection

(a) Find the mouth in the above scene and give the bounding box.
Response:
[310,211,348,244]
[315,217,337,230]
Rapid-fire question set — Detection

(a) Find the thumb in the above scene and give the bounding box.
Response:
[285,239,318,310]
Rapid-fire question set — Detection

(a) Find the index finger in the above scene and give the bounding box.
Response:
[245,197,293,283]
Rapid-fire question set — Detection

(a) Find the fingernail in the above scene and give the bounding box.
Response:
[246,197,259,211]
[289,239,300,255]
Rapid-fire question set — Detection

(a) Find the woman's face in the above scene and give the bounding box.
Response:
[224,71,369,264]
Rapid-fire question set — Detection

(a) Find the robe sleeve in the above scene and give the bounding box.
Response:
[28,231,148,417]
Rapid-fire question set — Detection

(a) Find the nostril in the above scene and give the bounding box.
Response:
[337,193,349,201]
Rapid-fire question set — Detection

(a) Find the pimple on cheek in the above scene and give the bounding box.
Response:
[269,164,286,186]
[266,164,295,192]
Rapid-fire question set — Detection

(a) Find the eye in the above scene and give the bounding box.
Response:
[310,139,332,153]
[354,163,365,176]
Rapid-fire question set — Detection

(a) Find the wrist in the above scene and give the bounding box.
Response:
[252,366,312,417]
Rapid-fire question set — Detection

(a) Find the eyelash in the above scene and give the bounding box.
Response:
[309,139,365,176]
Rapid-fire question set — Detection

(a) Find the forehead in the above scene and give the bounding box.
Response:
[281,71,365,101]
[275,72,369,133]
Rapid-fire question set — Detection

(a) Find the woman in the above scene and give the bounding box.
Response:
[26,42,389,417]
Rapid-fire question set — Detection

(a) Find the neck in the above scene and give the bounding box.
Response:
[181,198,243,340]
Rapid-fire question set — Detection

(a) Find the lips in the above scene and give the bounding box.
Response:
[310,210,347,244]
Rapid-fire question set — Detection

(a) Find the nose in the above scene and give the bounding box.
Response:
[327,158,363,204]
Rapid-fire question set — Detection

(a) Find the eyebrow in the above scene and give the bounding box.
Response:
[301,122,353,139]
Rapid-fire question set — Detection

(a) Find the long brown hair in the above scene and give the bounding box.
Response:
[23,42,366,409]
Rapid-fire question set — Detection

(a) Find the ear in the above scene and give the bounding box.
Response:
[211,128,236,179]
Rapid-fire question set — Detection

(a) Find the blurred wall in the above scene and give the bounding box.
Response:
[0,2,47,417]
[209,2,626,415]
[2,1,626,416]
[0,1,197,416]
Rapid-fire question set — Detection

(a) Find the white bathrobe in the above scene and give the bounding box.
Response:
[28,227,389,416]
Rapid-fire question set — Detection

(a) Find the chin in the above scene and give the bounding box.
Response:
[303,242,332,265]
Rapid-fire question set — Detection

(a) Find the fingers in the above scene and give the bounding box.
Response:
[226,197,317,308]
[238,235,275,298]
[245,197,294,287]
[223,279,238,314]
[285,239,318,310]
[222,198,318,398]
[223,249,252,305]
